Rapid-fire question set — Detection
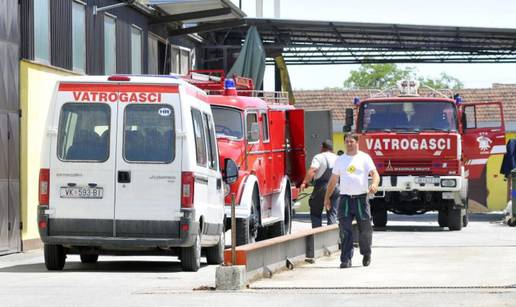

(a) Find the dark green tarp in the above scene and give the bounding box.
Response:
[227,26,265,90]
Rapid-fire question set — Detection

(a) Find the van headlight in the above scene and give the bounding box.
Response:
[440,179,456,187]
[224,183,230,197]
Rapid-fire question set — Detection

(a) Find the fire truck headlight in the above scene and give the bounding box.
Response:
[441,179,457,188]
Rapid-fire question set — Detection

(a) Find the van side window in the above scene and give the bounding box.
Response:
[57,103,110,162]
[261,112,269,142]
[246,113,259,142]
[123,104,175,163]
[192,108,207,166]
[204,113,218,170]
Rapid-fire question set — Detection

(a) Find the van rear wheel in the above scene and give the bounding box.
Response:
[206,228,225,265]
[438,210,448,227]
[80,254,98,264]
[44,244,66,271]
[181,233,201,272]
[448,203,463,231]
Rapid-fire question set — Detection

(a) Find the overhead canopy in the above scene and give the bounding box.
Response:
[147,0,245,24]
[198,18,516,65]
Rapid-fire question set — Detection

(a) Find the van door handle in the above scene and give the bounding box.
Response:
[217,178,222,190]
[118,171,131,183]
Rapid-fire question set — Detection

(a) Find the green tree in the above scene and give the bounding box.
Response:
[419,72,464,90]
[343,64,463,90]
[343,64,416,89]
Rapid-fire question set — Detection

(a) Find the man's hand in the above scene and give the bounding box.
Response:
[324,197,331,211]
[368,183,378,194]
[300,182,308,192]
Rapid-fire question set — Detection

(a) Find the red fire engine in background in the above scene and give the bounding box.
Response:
[184,70,306,245]
[344,80,506,231]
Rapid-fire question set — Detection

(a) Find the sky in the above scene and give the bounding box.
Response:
[229,0,516,90]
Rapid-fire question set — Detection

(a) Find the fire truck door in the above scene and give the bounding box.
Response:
[286,109,306,187]
[461,102,506,180]
[260,111,273,195]
[269,110,286,192]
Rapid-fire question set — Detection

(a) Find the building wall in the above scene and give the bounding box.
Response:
[19,61,78,246]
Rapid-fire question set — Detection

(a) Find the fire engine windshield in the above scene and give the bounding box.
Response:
[360,101,457,132]
[211,106,243,139]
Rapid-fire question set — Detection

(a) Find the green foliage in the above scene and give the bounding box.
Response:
[343,64,416,89]
[419,72,464,90]
[343,64,463,90]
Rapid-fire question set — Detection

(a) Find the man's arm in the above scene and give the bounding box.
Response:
[300,167,318,191]
[324,174,339,210]
[368,169,380,194]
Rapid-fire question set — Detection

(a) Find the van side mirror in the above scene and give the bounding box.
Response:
[344,108,354,132]
[248,122,260,141]
[223,158,238,184]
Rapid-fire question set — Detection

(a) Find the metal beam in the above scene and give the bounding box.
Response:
[168,19,246,37]
[149,8,232,25]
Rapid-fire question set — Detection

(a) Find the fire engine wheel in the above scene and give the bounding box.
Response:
[44,244,66,271]
[236,192,259,245]
[80,254,99,264]
[448,204,463,231]
[206,226,225,265]
[283,189,292,235]
[181,233,201,272]
[437,210,448,227]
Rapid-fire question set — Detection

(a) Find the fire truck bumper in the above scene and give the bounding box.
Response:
[376,175,466,206]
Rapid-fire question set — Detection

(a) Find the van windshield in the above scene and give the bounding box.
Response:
[211,106,243,139]
[359,101,458,132]
[57,103,110,162]
[123,104,175,163]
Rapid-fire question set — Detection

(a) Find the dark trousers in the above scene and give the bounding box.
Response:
[309,184,338,228]
[338,195,373,263]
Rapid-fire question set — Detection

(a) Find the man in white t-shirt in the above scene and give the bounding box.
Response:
[324,133,380,269]
[300,140,339,228]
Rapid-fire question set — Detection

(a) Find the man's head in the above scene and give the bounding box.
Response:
[344,132,359,155]
[321,139,333,152]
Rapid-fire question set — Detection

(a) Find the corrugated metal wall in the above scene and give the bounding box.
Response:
[0,0,21,254]
[50,0,72,70]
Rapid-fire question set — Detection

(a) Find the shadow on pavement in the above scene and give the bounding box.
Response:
[0,260,208,273]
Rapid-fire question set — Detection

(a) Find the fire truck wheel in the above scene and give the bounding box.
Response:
[236,191,259,245]
[181,233,201,272]
[448,205,463,231]
[283,189,292,235]
[438,210,448,227]
[44,244,66,271]
[206,228,225,265]
[372,208,387,228]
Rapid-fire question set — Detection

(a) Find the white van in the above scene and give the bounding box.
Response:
[38,75,238,272]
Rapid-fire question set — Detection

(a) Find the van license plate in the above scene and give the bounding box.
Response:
[414,177,440,184]
[60,187,103,199]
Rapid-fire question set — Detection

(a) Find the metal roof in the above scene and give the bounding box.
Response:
[199,18,516,65]
[147,0,245,24]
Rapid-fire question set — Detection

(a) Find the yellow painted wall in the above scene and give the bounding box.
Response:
[332,131,513,211]
[20,60,78,241]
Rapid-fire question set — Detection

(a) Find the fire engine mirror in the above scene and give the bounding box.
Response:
[223,158,238,185]
[344,108,354,132]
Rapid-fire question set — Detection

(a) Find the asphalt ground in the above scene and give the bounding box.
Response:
[0,213,515,307]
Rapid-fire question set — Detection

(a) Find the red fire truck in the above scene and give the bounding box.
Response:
[183,70,306,244]
[344,81,506,230]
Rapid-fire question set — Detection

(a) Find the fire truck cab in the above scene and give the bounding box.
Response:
[183,71,306,245]
[345,80,505,230]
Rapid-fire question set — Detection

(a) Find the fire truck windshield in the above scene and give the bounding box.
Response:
[211,106,244,139]
[359,101,457,132]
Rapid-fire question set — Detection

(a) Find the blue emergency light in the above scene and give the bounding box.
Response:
[454,94,463,105]
[353,96,361,105]
[224,78,236,89]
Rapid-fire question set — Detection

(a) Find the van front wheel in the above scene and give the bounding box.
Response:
[44,244,66,271]
[206,228,225,265]
[181,233,201,272]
